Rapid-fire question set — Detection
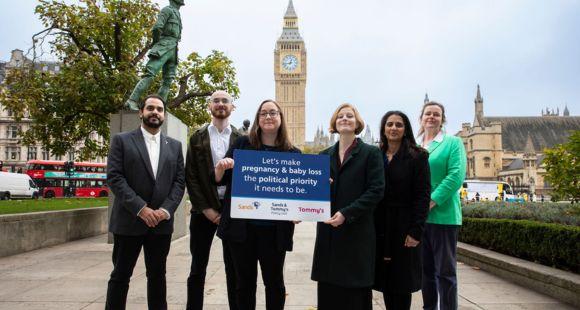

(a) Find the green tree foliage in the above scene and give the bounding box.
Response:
[0,0,239,160]
[543,130,580,202]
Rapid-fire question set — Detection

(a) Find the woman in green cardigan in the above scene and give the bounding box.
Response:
[311,103,385,310]
[417,101,466,310]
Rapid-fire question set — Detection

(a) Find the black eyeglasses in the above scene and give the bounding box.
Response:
[212,97,231,104]
[259,110,280,118]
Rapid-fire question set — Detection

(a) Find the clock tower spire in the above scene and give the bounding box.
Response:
[275,0,306,147]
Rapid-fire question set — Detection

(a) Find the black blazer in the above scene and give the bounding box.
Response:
[311,138,385,288]
[374,148,430,293]
[216,136,299,252]
[107,128,185,235]
[185,124,242,213]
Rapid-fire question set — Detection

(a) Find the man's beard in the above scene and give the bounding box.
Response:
[143,115,164,128]
[211,108,231,120]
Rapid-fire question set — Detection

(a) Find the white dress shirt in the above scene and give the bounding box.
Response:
[418,130,445,149]
[138,126,170,219]
[208,123,232,199]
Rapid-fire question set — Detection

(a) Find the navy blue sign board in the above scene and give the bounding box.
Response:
[231,149,331,221]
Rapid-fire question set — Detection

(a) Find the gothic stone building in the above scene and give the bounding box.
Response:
[457,85,580,195]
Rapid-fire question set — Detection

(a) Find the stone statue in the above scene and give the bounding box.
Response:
[239,119,251,135]
[125,0,184,110]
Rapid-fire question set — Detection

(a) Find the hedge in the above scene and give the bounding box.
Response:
[462,202,580,226]
[460,217,580,273]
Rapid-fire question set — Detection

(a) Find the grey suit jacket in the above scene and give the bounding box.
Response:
[107,128,185,235]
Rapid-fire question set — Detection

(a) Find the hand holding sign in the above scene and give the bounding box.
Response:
[324,211,345,227]
[215,158,235,182]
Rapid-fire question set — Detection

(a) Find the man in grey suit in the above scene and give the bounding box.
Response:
[106,94,185,310]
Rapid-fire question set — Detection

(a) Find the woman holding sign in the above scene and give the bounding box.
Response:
[214,99,300,310]
[373,111,431,310]
[311,103,385,310]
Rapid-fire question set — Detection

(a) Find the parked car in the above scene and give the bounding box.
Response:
[0,172,40,200]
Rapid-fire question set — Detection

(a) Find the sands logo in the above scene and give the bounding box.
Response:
[238,201,260,210]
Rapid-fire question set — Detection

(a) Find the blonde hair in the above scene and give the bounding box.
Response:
[329,103,365,135]
[418,101,446,135]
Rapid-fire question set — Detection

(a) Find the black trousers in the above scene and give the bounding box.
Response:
[187,212,238,310]
[105,232,172,310]
[382,292,412,310]
[317,282,372,310]
[422,224,459,310]
[229,224,287,310]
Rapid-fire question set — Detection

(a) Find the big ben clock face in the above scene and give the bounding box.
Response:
[282,54,298,71]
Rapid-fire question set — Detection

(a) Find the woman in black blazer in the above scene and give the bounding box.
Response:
[373,111,431,309]
[215,99,300,310]
[311,103,385,310]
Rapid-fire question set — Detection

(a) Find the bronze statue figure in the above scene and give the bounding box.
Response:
[125,0,184,110]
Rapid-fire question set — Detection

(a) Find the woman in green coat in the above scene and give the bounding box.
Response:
[417,101,466,310]
[311,103,385,310]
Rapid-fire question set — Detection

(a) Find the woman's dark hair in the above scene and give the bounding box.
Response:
[379,110,426,157]
[249,99,293,151]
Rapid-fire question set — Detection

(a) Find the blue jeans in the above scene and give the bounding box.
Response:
[421,223,459,310]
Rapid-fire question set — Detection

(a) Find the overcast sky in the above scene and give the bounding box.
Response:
[1,0,579,140]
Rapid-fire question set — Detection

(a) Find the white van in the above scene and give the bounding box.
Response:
[0,172,39,200]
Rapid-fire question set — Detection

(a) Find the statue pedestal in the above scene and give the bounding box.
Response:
[107,110,189,243]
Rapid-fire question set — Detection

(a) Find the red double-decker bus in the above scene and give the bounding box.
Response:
[26,160,109,198]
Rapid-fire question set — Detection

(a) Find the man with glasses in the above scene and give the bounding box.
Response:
[185,90,241,309]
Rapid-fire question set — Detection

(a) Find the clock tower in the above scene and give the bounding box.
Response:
[275,0,306,147]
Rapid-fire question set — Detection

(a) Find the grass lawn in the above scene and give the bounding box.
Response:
[0,198,108,215]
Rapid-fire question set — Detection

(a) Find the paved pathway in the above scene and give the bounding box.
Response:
[0,222,574,309]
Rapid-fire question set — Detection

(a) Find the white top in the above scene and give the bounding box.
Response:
[208,123,232,199]
[418,130,444,149]
[138,126,169,219]
[141,126,161,178]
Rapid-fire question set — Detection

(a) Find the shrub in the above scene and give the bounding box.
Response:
[462,202,580,226]
[460,218,580,273]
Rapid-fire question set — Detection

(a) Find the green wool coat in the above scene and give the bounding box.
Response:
[425,134,467,225]
[311,139,385,288]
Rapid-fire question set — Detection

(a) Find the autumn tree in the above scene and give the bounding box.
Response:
[543,130,580,202]
[0,0,239,160]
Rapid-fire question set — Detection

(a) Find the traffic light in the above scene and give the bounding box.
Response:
[64,161,75,176]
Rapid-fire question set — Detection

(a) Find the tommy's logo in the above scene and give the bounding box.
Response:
[298,207,324,214]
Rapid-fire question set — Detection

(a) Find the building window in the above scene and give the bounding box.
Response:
[484,157,491,168]
[469,139,473,150]
[5,147,20,160]
[27,146,37,160]
[68,150,74,161]
[42,148,50,160]
[7,125,19,139]
[55,154,62,161]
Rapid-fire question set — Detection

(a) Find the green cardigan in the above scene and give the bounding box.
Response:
[425,134,466,225]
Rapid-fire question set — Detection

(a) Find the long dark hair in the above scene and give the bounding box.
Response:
[379,111,426,157]
[248,99,293,151]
